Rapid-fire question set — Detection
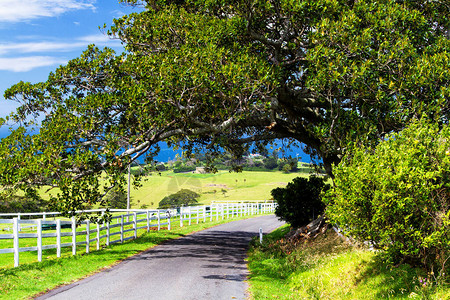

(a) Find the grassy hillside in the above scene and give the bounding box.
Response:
[129,170,307,208]
[247,226,450,299]
[32,170,311,210]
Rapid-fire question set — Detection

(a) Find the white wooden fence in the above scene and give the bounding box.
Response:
[0,202,276,267]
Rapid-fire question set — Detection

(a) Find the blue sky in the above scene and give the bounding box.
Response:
[0,0,141,118]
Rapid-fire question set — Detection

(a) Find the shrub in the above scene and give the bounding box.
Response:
[0,195,48,213]
[263,157,278,170]
[325,119,450,272]
[105,186,132,209]
[155,163,166,171]
[158,189,200,209]
[172,165,197,173]
[272,176,330,228]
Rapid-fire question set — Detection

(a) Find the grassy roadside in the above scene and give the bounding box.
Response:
[0,214,263,300]
[247,226,450,299]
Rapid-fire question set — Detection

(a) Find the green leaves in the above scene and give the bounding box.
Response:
[1,0,449,216]
[326,119,450,270]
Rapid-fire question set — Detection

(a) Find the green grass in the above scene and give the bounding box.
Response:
[0,214,265,299]
[247,227,450,300]
[127,170,307,208]
[34,170,309,209]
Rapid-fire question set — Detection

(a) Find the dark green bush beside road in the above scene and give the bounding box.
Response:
[272,176,330,228]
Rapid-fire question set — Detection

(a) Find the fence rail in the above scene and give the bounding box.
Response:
[0,202,276,267]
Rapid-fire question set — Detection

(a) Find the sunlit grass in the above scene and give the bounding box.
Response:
[247,227,450,300]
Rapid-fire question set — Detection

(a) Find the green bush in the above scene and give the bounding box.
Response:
[272,176,330,228]
[263,157,278,170]
[325,119,450,272]
[172,165,197,173]
[105,186,133,209]
[158,189,200,209]
[0,195,48,213]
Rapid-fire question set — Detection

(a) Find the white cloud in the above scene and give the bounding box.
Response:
[0,33,122,72]
[0,34,120,55]
[0,56,67,72]
[77,33,118,45]
[0,42,77,55]
[0,0,96,23]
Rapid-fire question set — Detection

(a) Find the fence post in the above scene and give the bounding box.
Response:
[188,207,191,226]
[72,217,76,255]
[17,213,21,232]
[196,207,199,224]
[120,215,124,243]
[157,210,161,231]
[210,205,213,222]
[202,206,205,223]
[86,220,90,254]
[146,210,150,233]
[168,214,171,231]
[259,228,263,244]
[133,212,137,239]
[179,207,183,227]
[106,219,110,247]
[13,218,19,267]
[96,222,100,250]
[43,212,46,221]
[56,219,61,258]
[37,219,42,262]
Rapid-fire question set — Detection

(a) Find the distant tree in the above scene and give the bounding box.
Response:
[263,157,278,170]
[155,163,166,171]
[158,189,200,209]
[282,164,292,173]
[0,195,48,213]
[221,188,228,197]
[105,186,132,209]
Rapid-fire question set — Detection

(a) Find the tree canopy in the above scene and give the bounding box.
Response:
[1,0,449,216]
[158,189,200,209]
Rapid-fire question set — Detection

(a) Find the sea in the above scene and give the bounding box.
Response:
[0,126,311,163]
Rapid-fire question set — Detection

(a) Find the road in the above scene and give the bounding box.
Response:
[36,215,284,300]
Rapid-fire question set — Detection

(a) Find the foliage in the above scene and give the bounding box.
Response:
[263,157,278,170]
[325,119,450,273]
[172,165,197,173]
[104,186,132,209]
[155,163,166,171]
[272,176,330,228]
[158,189,200,209]
[0,0,448,214]
[0,195,48,213]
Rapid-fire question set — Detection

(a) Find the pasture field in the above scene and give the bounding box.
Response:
[129,170,310,208]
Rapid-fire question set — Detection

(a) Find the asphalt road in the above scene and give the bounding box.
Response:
[36,215,284,300]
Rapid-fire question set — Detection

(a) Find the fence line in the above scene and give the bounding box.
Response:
[0,202,276,267]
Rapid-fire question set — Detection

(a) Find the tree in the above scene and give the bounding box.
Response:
[158,189,200,209]
[263,157,278,170]
[0,0,448,215]
[104,186,132,209]
[272,176,330,228]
